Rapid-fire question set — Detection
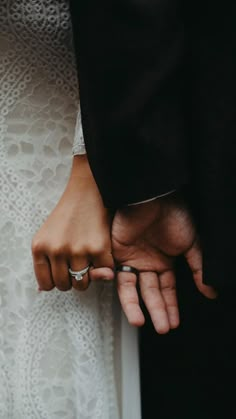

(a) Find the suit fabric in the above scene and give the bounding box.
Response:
[70,0,236,290]
[70,1,236,417]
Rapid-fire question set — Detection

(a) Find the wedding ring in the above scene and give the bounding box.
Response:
[115,265,139,277]
[68,265,90,281]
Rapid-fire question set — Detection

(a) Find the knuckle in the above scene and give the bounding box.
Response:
[51,248,64,258]
[161,281,176,291]
[89,237,109,254]
[31,237,45,255]
[48,244,70,258]
[89,246,103,257]
[69,246,86,259]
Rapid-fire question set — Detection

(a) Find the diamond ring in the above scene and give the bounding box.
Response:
[68,265,90,281]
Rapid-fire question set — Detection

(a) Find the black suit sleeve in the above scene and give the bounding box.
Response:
[70,0,189,207]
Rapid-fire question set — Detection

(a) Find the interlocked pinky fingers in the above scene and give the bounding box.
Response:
[89,267,115,281]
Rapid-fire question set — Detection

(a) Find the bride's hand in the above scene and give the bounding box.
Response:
[31,155,114,291]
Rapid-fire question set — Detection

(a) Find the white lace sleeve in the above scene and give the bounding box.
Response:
[72,105,86,155]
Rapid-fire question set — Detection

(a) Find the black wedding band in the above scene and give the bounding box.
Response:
[115,265,139,277]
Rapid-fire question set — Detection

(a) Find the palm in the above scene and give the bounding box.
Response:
[112,197,216,334]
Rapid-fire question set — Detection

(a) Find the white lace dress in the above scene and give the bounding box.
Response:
[0,1,141,418]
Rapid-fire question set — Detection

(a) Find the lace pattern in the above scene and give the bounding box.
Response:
[0,1,119,418]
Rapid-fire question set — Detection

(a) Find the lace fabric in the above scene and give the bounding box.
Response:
[0,1,119,418]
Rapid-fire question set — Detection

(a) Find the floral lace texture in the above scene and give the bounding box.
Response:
[0,1,119,418]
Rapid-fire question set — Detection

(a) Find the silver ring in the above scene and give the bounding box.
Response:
[68,265,90,281]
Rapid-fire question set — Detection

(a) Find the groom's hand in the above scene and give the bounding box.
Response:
[112,194,217,334]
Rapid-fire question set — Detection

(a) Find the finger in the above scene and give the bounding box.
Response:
[50,257,72,291]
[139,271,170,334]
[159,270,180,329]
[191,267,217,299]
[33,254,54,291]
[184,242,218,299]
[89,267,114,281]
[88,244,115,281]
[69,257,90,291]
[116,271,145,327]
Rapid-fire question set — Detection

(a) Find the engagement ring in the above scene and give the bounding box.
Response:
[68,265,90,281]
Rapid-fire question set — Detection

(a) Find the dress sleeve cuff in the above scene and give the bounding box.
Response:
[72,105,86,155]
[127,189,176,206]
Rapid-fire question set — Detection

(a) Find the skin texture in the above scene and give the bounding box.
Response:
[32,155,114,292]
[32,157,216,334]
[109,195,217,334]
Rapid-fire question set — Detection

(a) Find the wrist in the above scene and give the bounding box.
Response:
[70,154,93,178]
[63,156,110,216]
[67,155,99,190]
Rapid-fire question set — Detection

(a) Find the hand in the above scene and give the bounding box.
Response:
[112,194,217,334]
[32,155,114,292]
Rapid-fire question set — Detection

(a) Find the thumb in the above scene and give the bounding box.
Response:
[184,240,218,299]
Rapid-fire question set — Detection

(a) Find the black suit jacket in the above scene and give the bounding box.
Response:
[70,0,236,290]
